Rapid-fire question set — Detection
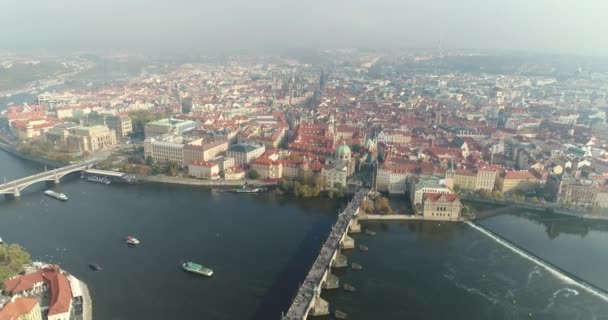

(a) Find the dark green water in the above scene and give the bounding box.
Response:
[2,151,608,319]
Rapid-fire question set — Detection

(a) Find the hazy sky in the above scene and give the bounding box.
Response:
[1,0,607,55]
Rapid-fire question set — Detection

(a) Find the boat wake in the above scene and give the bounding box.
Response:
[466,221,608,303]
[443,273,499,304]
[545,288,580,310]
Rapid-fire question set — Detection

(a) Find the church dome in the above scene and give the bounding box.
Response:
[336,142,351,158]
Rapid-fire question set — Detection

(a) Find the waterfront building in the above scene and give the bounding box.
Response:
[376,163,413,194]
[67,125,117,153]
[182,139,228,164]
[0,297,42,320]
[224,167,245,180]
[144,118,197,138]
[445,168,497,191]
[144,138,184,165]
[496,170,540,193]
[322,165,347,190]
[226,142,266,165]
[422,192,462,221]
[3,265,72,320]
[188,161,220,180]
[559,174,608,208]
[6,105,46,125]
[213,156,235,172]
[251,157,282,179]
[10,118,62,141]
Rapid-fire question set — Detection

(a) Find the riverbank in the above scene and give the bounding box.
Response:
[136,174,279,187]
[359,214,465,222]
[462,195,608,221]
[0,142,66,168]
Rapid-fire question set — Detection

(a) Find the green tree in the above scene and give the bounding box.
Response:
[247,170,260,180]
[374,197,393,215]
[453,184,461,192]
[0,243,31,282]
[145,156,154,166]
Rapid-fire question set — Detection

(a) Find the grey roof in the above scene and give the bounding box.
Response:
[228,143,259,153]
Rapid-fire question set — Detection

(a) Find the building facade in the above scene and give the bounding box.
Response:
[226,143,266,165]
[188,161,220,179]
[422,192,462,221]
[67,125,117,153]
[144,138,185,165]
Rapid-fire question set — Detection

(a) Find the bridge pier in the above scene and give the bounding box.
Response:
[331,251,348,268]
[349,219,361,233]
[340,235,355,250]
[309,296,329,316]
[322,273,339,290]
[13,186,20,197]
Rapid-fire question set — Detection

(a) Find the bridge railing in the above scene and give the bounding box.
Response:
[0,159,98,190]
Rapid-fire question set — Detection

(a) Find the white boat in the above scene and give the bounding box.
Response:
[126,236,140,245]
[44,190,68,201]
[0,237,3,244]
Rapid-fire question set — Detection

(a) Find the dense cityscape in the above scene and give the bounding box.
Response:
[5,0,608,314]
[1,48,608,319]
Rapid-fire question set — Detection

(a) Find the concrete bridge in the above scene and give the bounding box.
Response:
[282,189,368,320]
[0,159,99,197]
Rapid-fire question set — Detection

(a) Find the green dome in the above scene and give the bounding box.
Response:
[336,143,351,157]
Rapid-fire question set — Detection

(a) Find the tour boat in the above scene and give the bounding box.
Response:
[182,261,213,277]
[126,236,140,245]
[44,190,68,201]
[234,186,260,193]
[351,263,363,270]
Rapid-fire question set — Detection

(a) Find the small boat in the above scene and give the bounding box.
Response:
[351,263,363,270]
[359,245,369,252]
[344,283,357,292]
[0,237,3,244]
[335,310,348,319]
[88,264,102,271]
[234,186,261,193]
[126,236,140,245]
[182,261,213,277]
[364,230,376,236]
[44,190,68,201]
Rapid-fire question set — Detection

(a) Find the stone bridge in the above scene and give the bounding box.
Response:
[282,189,368,320]
[0,159,99,197]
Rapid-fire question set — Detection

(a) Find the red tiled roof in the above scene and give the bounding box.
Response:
[3,271,45,295]
[43,269,72,316]
[423,192,459,202]
[0,298,38,320]
[191,160,218,168]
[502,170,537,180]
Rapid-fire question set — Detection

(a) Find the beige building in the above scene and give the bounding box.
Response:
[560,175,608,208]
[376,165,410,194]
[422,192,462,221]
[251,157,283,179]
[496,170,540,193]
[445,168,497,191]
[188,161,220,179]
[0,297,42,320]
[323,166,347,190]
[144,138,184,165]
[105,115,132,137]
[44,122,82,150]
[67,125,116,153]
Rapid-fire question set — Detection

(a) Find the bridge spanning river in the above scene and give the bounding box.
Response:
[0,159,99,197]
[282,189,369,319]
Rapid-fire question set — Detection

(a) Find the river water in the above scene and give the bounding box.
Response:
[2,152,608,319]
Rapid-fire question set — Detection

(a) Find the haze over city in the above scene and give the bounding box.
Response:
[1,0,608,55]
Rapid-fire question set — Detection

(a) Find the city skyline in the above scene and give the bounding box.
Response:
[1,0,608,56]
